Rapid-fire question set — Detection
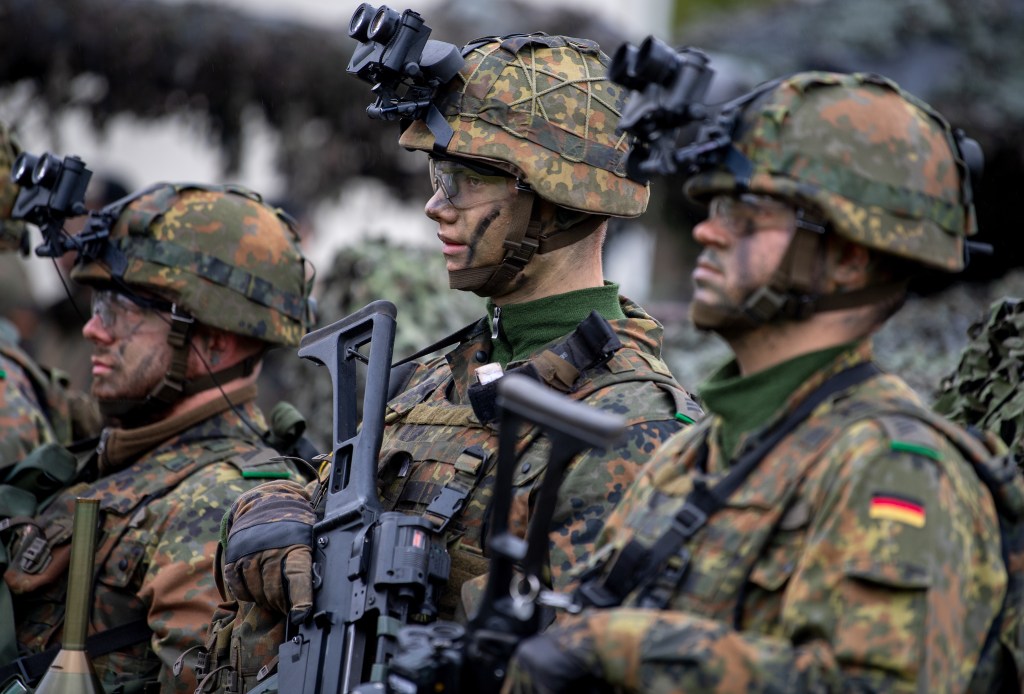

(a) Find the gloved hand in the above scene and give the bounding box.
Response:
[221,479,315,625]
[501,614,605,694]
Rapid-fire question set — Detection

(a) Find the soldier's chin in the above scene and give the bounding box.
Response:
[689,302,752,336]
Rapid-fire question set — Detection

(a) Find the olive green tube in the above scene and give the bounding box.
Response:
[34,497,103,694]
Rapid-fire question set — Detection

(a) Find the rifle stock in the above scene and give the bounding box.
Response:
[278,300,450,694]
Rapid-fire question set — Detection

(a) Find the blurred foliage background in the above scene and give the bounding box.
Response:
[0,0,1021,444]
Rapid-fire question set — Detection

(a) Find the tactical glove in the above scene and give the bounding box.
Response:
[501,614,606,694]
[221,479,315,625]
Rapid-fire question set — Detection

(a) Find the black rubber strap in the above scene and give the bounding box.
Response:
[578,360,881,609]
[0,618,152,685]
[390,321,482,369]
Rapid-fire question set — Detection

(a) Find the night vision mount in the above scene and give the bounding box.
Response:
[609,36,718,182]
[9,150,133,269]
[9,151,99,258]
[609,37,991,264]
[346,4,464,148]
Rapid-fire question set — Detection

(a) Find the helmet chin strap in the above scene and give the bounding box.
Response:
[98,305,257,427]
[692,210,909,330]
[447,184,606,297]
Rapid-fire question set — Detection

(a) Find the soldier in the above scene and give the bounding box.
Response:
[0,122,81,472]
[502,71,1021,692]
[209,32,701,690]
[0,182,315,693]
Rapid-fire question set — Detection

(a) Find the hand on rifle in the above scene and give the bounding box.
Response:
[221,479,315,625]
[502,612,607,694]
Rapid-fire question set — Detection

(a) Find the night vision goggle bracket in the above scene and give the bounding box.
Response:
[8,150,144,274]
[9,151,96,258]
[346,4,465,149]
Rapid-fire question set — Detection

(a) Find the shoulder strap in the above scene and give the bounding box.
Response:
[391,320,483,368]
[0,618,152,686]
[576,360,881,609]
[468,311,621,423]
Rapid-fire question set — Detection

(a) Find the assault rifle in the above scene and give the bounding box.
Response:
[277,300,451,694]
[384,373,627,693]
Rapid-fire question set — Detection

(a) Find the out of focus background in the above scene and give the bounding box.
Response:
[1,0,1021,447]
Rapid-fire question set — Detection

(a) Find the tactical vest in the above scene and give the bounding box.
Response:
[577,366,1023,690]
[376,313,696,618]
[0,435,294,692]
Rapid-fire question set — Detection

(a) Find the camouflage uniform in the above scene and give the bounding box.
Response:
[0,317,70,472]
[206,32,701,692]
[504,72,1019,692]
[0,123,60,472]
[506,341,1005,692]
[376,35,686,614]
[379,295,698,615]
[6,392,294,692]
[2,182,314,692]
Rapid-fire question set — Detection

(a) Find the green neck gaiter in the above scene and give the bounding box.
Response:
[486,283,625,368]
[699,342,855,461]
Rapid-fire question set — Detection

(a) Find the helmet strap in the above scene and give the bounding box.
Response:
[448,185,608,297]
[97,306,257,427]
[693,209,909,330]
[448,184,540,295]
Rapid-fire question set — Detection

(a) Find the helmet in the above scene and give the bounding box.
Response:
[72,183,313,347]
[685,71,977,272]
[0,122,29,253]
[399,33,649,218]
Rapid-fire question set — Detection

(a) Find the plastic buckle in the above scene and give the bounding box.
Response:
[671,502,708,539]
[19,536,50,574]
[424,486,469,532]
[637,549,692,609]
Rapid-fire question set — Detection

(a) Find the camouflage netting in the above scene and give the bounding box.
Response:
[257,237,484,447]
[934,297,1024,457]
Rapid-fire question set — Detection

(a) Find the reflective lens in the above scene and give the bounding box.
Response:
[429,159,514,210]
[707,194,797,237]
[90,290,158,334]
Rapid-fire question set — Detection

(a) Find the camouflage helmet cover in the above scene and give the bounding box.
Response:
[399,34,649,218]
[0,121,29,252]
[71,183,313,347]
[685,71,977,272]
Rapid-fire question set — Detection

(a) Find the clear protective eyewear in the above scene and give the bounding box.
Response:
[90,289,161,335]
[707,194,798,237]
[429,158,515,210]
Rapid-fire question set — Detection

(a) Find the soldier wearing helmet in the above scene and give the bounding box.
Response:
[1,182,314,693]
[0,123,97,479]
[203,32,700,693]
[503,71,1021,692]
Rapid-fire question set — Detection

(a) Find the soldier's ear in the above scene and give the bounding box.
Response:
[828,237,872,290]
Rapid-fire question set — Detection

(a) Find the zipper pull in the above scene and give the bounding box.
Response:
[491,305,502,340]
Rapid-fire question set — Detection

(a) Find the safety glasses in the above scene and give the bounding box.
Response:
[90,289,164,335]
[707,194,798,237]
[428,158,515,210]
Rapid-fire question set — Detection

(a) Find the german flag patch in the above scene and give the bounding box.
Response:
[869,493,926,528]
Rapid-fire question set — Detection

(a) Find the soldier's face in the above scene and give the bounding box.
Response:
[424,160,520,277]
[82,290,174,402]
[690,194,797,333]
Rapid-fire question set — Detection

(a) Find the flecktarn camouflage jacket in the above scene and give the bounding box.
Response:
[512,342,1008,693]
[4,386,295,693]
[377,296,701,617]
